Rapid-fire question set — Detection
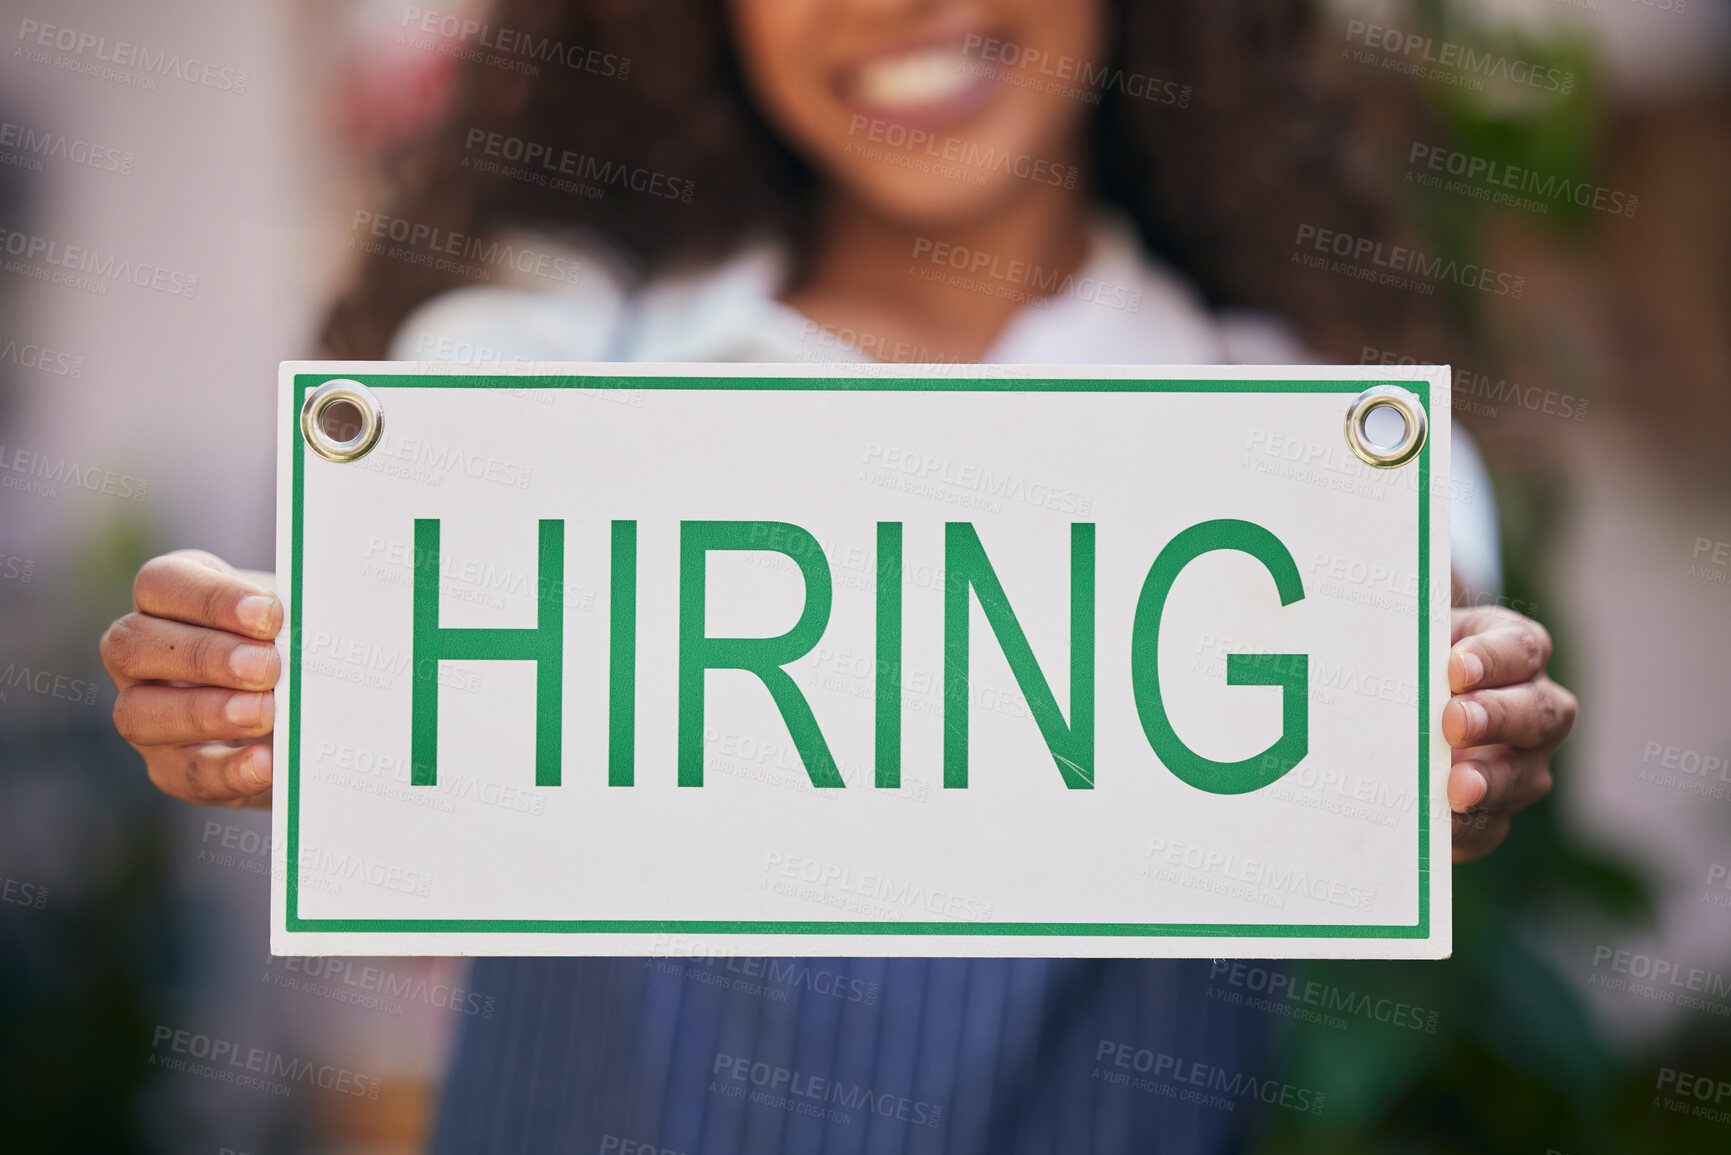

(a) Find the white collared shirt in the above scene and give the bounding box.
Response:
[391,215,1500,592]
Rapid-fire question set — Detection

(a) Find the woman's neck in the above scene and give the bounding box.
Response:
[784,178,1093,364]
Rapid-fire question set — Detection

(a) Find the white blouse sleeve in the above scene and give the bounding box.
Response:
[387,236,631,364]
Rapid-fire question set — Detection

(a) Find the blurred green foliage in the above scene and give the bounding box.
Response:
[1252,5,1729,1153]
[0,516,170,1154]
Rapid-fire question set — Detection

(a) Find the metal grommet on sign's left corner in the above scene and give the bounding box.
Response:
[300,379,383,463]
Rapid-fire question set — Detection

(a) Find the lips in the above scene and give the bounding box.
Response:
[838,39,998,128]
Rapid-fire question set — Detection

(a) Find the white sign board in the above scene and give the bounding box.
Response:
[272,362,1452,959]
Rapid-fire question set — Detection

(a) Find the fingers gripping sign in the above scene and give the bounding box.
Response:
[1443,606,1577,861]
[100,550,282,809]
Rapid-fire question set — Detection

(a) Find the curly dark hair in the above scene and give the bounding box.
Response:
[322,0,1458,362]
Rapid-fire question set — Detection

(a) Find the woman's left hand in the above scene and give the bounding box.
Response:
[1444,607,1578,860]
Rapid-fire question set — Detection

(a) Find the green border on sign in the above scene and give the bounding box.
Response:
[288,372,1433,938]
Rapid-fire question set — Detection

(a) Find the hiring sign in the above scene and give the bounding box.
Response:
[272,362,1452,958]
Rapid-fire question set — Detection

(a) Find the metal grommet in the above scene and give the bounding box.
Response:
[300,379,383,463]
[1344,385,1427,469]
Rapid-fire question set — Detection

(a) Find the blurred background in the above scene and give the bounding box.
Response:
[0,0,1727,1151]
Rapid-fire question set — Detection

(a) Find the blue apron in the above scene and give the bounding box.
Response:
[432,956,1265,1154]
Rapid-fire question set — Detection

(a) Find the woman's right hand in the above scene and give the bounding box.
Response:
[99,551,282,808]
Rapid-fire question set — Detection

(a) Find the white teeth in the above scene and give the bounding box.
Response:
[853,45,977,109]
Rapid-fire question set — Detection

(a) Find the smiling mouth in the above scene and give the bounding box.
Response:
[839,40,997,127]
